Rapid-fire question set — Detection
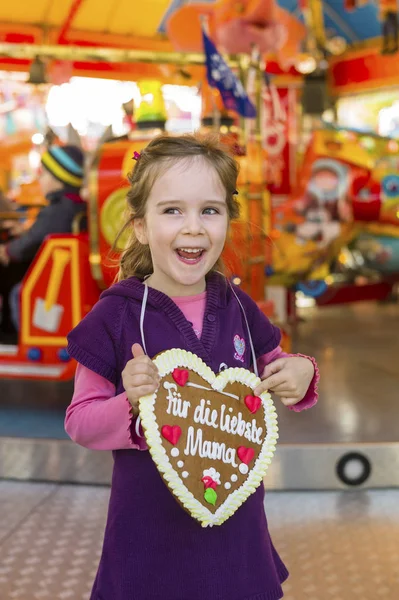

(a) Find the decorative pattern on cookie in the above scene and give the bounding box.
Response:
[139,349,278,527]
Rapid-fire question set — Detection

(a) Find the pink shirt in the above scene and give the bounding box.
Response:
[65,294,319,451]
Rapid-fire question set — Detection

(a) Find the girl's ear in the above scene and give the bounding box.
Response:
[133,218,148,245]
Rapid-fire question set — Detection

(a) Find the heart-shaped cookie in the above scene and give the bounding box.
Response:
[139,349,278,527]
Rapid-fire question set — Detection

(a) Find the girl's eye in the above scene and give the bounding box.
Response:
[203,207,219,215]
[164,208,180,215]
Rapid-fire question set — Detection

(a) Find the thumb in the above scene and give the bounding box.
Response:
[261,358,286,379]
[132,343,146,358]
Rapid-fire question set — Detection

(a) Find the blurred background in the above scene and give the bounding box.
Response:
[0,1,398,598]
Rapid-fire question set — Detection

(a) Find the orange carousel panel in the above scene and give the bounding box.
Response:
[0,134,35,169]
[0,0,171,39]
[70,0,171,38]
[90,138,155,287]
[21,237,82,346]
[0,234,99,381]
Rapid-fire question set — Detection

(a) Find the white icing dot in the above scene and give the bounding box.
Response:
[207,400,211,405]
[224,482,231,490]
[177,461,184,468]
[231,474,238,482]
[229,407,233,413]
[182,471,189,478]
[171,448,179,457]
[239,463,249,475]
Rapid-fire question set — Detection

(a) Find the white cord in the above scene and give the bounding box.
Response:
[228,282,259,378]
[135,415,144,438]
[136,282,149,439]
[139,276,258,378]
[139,283,149,356]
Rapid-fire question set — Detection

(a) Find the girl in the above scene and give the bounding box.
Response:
[65,134,319,600]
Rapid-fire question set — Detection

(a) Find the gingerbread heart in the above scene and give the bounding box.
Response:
[139,349,278,527]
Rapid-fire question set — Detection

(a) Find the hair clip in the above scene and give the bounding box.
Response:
[232,143,246,157]
[132,151,141,161]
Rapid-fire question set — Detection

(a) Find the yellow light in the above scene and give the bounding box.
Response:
[347,132,357,141]
[322,109,335,123]
[32,133,44,145]
[388,140,399,153]
[296,54,317,75]
[326,36,347,56]
[232,277,241,285]
[360,136,375,150]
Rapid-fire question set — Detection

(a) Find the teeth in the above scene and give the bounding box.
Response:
[178,248,203,253]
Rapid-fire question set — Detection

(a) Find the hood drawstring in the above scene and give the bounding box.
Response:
[139,280,258,377]
[136,279,259,439]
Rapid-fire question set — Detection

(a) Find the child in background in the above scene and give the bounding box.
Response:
[0,144,85,339]
[65,134,319,600]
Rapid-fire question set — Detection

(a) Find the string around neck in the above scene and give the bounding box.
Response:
[135,280,150,439]
[140,282,149,356]
[227,280,259,378]
[139,276,259,378]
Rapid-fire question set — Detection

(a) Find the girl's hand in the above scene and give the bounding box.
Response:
[122,343,160,415]
[254,356,315,407]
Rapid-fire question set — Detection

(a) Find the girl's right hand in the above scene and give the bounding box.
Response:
[122,343,160,415]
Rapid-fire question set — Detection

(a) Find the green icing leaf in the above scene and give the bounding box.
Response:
[204,487,217,506]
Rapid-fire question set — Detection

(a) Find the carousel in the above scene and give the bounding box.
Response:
[0,0,398,491]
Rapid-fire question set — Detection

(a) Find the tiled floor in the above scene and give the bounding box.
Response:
[279,301,399,444]
[0,481,398,600]
[1,302,398,597]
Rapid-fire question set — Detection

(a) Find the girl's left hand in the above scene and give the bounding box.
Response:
[254,357,315,407]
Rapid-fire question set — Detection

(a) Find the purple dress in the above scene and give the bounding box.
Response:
[67,273,288,600]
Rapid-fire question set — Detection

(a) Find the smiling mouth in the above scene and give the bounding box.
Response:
[176,248,206,263]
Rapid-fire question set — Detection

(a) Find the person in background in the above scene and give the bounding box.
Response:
[0,144,85,341]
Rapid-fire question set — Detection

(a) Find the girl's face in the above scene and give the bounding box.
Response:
[134,157,229,296]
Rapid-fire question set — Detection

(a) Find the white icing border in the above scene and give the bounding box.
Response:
[139,349,278,528]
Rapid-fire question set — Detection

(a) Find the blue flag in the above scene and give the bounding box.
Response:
[202,28,256,119]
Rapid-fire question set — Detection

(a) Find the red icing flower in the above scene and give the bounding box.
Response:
[201,476,218,490]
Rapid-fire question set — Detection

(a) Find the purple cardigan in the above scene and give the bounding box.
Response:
[67,273,289,600]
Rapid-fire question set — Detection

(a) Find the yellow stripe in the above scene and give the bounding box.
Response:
[42,153,82,187]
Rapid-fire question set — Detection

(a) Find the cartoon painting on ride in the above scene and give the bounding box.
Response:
[267,128,399,294]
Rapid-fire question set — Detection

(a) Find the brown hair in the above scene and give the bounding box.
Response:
[114,133,240,281]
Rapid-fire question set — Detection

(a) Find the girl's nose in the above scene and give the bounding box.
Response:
[182,213,204,235]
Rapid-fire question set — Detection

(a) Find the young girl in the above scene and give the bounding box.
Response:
[65,134,319,600]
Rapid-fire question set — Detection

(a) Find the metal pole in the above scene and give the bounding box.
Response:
[0,43,239,68]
